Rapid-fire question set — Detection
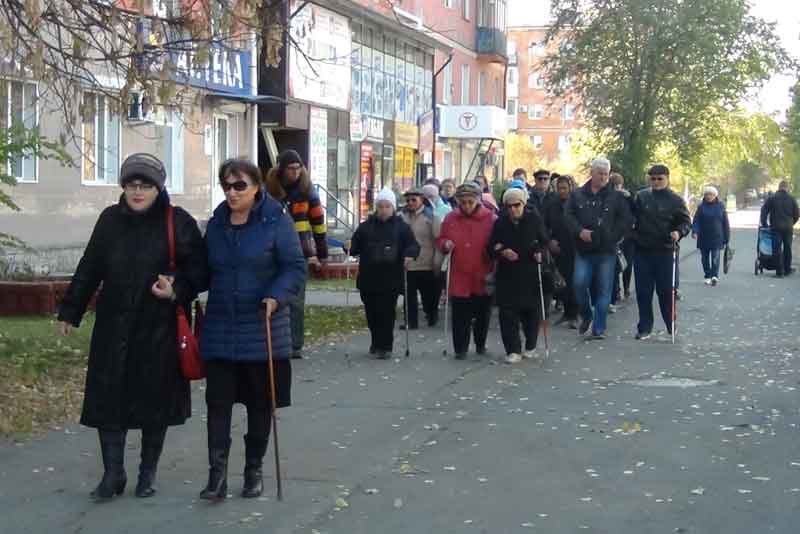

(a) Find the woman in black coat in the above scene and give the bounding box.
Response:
[347,188,419,359]
[58,154,207,501]
[488,187,549,364]
[542,175,578,328]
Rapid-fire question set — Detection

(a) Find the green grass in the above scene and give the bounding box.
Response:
[307,277,357,292]
[0,306,365,436]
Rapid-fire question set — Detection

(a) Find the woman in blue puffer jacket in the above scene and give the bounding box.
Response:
[199,158,307,501]
[692,185,730,286]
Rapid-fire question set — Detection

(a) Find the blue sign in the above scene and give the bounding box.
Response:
[172,44,253,97]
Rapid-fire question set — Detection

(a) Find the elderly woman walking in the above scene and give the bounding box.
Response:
[200,159,307,500]
[488,187,549,363]
[348,188,419,359]
[58,154,207,501]
[437,182,498,359]
[692,186,730,286]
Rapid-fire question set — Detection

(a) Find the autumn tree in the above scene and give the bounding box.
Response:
[543,0,789,187]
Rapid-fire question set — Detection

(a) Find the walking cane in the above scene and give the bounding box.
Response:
[442,251,452,356]
[537,260,550,359]
[403,267,410,358]
[263,311,283,501]
[671,243,678,345]
[345,250,351,307]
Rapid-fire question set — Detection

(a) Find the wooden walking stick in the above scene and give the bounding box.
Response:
[264,311,284,501]
[537,261,550,359]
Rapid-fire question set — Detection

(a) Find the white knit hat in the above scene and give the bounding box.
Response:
[503,186,528,205]
[422,184,440,201]
[375,188,397,210]
[703,185,718,197]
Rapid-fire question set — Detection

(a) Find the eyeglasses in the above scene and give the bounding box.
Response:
[221,181,250,192]
[124,182,156,192]
[506,202,524,208]
[286,164,302,172]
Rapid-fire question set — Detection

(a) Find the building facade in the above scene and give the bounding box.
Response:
[506,26,582,164]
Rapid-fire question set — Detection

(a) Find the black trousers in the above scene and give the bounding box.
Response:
[774,228,793,275]
[361,291,399,351]
[498,306,540,355]
[451,296,492,354]
[404,270,438,327]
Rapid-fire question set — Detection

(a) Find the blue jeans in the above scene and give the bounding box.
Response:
[634,251,675,334]
[700,248,721,278]
[573,253,616,335]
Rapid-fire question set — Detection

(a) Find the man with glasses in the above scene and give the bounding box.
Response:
[565,158,633,339]
[631,164,691,340]
[527,169,555,216]
[266,150,328,359]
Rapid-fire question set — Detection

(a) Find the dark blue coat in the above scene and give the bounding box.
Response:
[201,193,307,362]
[692,200,730,250]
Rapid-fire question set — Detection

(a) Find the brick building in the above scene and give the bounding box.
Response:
[506,25,582,163]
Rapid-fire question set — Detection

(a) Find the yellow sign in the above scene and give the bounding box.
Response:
[395,123,419,149]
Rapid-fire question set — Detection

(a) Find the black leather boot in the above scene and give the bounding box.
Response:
[199,439,230,501]
[91,429,127,501]
[241,434,268,498]
[135,427,167,498]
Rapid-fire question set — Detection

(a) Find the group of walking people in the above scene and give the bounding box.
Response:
[350,158,722,363]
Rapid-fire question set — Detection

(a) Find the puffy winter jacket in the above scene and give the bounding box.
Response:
[632,188,691,252]
[402,204,440,271]
[692,199,730,250]
[350,214,420,294]
[565,181,633,255]
[761,190,799,231]
[437,205,497,297]
[202,193,307,362]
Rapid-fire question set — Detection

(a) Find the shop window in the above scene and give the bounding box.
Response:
[82,92,120,185]
[0,80,38,182]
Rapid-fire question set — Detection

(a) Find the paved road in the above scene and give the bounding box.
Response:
[2,218,800,533]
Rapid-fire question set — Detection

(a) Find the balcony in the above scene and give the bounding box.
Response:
[477,27,508,63]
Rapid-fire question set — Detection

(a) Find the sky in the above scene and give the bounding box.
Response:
[507,0,800,117]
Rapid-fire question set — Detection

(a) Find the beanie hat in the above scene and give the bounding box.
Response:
[119,153,167,191]
[510,178,527,190]
[503,187,528,205]
[455,181,482,198]
[704,185,718,197]
[403,187,424,198]
[422,184,440,201]
[278,149,303,172]
[375,188,397,210]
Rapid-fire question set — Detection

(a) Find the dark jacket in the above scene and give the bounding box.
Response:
[202,192,307,362]
[58,192,207,429]
[487,209,548,309]
[761,190,799,231]
[565,181,633,255]
[526,188,556,219]
[350,214,420,294]
[265,166,329,259]
[692,199,730,250]
[632,188,692,252]
[542,195,575,257]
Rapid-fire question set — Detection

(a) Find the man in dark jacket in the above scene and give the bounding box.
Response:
[266,150,328,358]
[527,169,556,217]
[632,165,692,340]
[760,180,799,277]
[565,158,633,339]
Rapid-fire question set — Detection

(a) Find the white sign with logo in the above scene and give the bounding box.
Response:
[350,112,365,142]
[289,1,352,110]
[309,107,328,206]
[439,105,508,140]
[365,117,384,142]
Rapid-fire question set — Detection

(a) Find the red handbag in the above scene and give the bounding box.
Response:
[167,207,207,380]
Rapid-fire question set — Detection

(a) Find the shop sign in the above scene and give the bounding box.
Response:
[309,107,328,204]
[365,117,384,142]
[439,105,507,140]
[350,113,365,142]
[395,122,419,149]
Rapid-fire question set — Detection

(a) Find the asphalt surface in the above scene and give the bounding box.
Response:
[2,206,799,534]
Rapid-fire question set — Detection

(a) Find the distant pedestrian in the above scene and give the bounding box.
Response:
[266,149,328,359]
[441,178,458,209]
[200,159,307,500]
[760,180,799,277]
[610,172,635,307]
[564,158,633,339]
[527,169,556,216]
[423,183,452,221]
[692,186,730,285]
[631,165,691,340]
[489,186,549,364]
[401,188,442,329]
[438,182,498,359]
[348,188,419,359]
[543,174,578,328]
[59,154,208,501]
[475,175,499,213]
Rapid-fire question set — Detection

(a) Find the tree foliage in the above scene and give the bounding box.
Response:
[788,80,800,148]
[503,133,542,179]
[543,0,789,187]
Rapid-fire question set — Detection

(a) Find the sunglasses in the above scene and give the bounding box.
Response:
[221,180,250,192]
[535,176,550,181]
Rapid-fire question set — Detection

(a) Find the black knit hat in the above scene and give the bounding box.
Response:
[119,153,167,191]
[278,150,303,172]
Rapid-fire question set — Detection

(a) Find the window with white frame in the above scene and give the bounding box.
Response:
[463,0,470,20]
[154,111,185,193]
[562,103,576,120]
[531,135,543,148]
[82,92,120,184]
[0,80,38,182]
[558,134,571,151]
[460,64,470,105]
[444,0,453,8]
[507,98,517,116]
[494,78,501,106]
[508,67,517,85]
[528,104,544,119]
[443,61,452,105]
[478,71,486,105]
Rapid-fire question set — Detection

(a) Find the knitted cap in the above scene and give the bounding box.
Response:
[503,187,528,205]
[119,153,167,191]
[375,188,397,210]
[455,182,482,198]
[422,184,440,200]
[704,185,718,197]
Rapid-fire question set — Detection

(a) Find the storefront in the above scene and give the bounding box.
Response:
[438,105,507,185]
[394,122,419,192]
